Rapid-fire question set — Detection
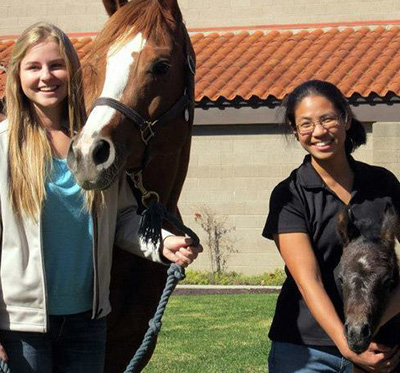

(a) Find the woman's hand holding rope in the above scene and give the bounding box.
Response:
[161,236,203,267]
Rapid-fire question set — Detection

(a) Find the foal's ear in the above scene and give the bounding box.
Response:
[381,205,399,244]
[337,209,359,245]
[102,0,128,16]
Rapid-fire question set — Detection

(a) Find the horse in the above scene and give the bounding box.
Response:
[67,0,195,371]
[337,207,400,372]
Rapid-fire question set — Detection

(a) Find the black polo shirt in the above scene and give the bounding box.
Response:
[263,155,400,346]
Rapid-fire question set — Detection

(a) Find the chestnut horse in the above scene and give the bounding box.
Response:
[337,208,400,372]
[68,0,195,371]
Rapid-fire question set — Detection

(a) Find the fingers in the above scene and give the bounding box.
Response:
[173,245,203,267]
[369,346,400,373]
[164,235,204,250]
[162,234,203,267]
[386,347,400,372]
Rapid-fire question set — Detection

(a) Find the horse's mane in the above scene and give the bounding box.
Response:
[82,0,183,106]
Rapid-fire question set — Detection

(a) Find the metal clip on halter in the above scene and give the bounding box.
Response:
[131,171,160,208]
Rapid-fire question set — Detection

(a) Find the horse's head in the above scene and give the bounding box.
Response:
[337,207,400,353]
[68,0,195,190]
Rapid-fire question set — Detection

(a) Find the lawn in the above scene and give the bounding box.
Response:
[143,293,278,373]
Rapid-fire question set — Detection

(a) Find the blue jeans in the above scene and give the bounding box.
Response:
[268,341,353,373]
[0,311,106,373]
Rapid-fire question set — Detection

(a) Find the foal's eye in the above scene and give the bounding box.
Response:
[381,276,394,288]
[151,60,171,76]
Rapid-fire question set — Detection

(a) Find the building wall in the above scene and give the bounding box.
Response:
[180,0,400,29]
[0,1,108,35]
[0,0,400,35]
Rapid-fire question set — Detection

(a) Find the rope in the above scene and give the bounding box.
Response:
[124,208,200,373]
[124,263,185,373]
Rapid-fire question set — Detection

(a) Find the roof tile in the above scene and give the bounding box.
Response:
[1,25,400,103]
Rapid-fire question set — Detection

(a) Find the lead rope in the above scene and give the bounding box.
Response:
[124,202,200,373]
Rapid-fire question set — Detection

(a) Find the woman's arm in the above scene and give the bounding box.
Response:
[275,232,399,372]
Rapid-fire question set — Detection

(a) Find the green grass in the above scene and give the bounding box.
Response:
[143,293,278,373]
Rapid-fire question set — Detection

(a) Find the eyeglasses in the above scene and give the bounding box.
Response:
[296,115,341,135]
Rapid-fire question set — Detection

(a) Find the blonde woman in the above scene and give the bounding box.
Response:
[0,22,201,372]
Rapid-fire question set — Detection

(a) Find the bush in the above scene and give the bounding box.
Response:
[181,269,286,286]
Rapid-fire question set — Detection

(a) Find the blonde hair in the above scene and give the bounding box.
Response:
[6,22,88,219]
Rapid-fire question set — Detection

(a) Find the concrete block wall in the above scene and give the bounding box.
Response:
[0,0,108,35]
[180,0,400,29]
[372,122,400,180]
[1,0,400,36]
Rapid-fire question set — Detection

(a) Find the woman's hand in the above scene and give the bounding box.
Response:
[162,236,203,267]
[342,342,400,372]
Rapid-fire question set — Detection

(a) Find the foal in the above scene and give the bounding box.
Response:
[337,207,400,372]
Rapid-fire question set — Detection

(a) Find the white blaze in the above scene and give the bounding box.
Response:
[78,33,147,156]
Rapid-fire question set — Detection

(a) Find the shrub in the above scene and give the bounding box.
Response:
[181,269,286,286]
[194,206,238,274]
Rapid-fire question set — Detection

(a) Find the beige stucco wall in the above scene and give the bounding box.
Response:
[180,0,400,29]
[0,0,400,35]
[179,121,400,275]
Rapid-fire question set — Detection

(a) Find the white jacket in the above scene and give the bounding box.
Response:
[0,120,167,333]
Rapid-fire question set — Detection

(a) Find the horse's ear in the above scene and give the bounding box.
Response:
[161,0,178,9]
[337,209,360,245]
[159,0,182,22]
[102,0,128,16]
[381,205,399,244]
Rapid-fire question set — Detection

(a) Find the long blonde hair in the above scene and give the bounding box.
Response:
[6,22,87,220]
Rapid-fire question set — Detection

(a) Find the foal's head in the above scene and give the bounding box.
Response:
[68,0,193,190]
[337,208,399,353]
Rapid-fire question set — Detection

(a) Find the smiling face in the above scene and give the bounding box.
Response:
[294,95,350,164]
[19,38,68,118]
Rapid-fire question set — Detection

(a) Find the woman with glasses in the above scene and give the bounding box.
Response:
[263,80,400,372]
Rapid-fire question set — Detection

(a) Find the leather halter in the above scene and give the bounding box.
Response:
[91,24,195,207]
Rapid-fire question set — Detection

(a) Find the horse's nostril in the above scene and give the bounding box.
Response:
[92,140,110,166]
[361,323,371,339]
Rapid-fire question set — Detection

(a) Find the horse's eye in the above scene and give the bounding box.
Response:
[337,275,343,284]
[151,61,171,75]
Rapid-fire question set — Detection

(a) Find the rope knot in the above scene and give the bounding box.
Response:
[168,263,186,281]
[148,319,162,335]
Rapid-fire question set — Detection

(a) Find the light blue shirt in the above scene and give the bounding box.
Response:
[42,157,93,315]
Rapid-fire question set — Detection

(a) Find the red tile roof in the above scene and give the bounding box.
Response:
[1,24,400,104]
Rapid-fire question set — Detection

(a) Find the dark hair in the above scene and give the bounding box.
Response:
[283,80,366,154]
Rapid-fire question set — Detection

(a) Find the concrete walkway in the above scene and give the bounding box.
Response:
[174,284,281,295]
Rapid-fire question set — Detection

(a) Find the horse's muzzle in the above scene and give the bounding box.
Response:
[67,137,117,190]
